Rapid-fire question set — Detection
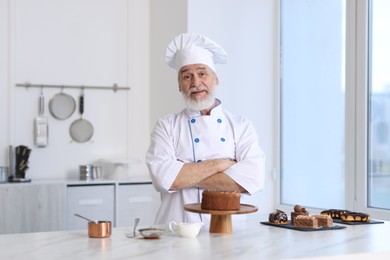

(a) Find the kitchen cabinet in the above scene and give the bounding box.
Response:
[0,179,160,234]
[66,181,160,230]
[67,181,160,229]
[116,182,160,227]
[0,183,66,234]
[66,184,115,230]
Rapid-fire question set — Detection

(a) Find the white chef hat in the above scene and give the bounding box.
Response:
[165,32,228,73]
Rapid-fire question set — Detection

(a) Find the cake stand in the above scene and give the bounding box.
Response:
[184,203,258,233]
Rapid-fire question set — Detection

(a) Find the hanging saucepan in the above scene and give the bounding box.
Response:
[49,88,76,120]
[69,91,94,143]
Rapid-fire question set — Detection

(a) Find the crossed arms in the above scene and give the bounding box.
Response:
[169,159,246,192]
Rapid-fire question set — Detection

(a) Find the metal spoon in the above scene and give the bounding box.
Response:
[74,213,98,223]
[125,217,140,238]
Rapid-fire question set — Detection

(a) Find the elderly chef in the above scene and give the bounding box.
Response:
[146,32,265,226]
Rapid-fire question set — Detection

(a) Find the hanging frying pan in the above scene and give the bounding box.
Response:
[69,92,94,143]
[49,89,76,120]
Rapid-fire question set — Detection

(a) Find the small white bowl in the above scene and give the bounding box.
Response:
[138,228,165,239]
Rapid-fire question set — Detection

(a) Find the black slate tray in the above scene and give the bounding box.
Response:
[332,219,384,225]
[260,221,346,232]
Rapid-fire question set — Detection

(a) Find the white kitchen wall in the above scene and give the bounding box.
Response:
[0,0,150,179]
[0,0,10,165]
[149,0,188,122]
[149,0,276,216]
[1,0,275,215]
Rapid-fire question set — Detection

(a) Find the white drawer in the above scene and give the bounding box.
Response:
[66,184,115,230]
[116,183,160,227]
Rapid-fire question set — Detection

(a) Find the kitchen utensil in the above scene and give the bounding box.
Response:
[88,221,112,238]
[74,213,111,238]
[79,165,102,180]
[125,217,140,238]
[0,167,8,183]
[69,92,94,143]
[92,165,102,180]
[138,228,165,239]
[184,203,258,233]
[13,145,31,179]
[74,213,98,223]
[49,89,76,120]
[169,221,204,238]
[8,145,15,178]
[79,165,94,181]
[34,91,49,147]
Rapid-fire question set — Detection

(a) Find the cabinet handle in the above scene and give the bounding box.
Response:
[79,199,104,206]
[128,196,153,203]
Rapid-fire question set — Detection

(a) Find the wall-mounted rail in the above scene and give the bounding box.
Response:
[16,82,130,92]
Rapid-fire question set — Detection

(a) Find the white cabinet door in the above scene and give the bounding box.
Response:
[0,184,66,234]
[67,184,115,230]
[116,183,160,227]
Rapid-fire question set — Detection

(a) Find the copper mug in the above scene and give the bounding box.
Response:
[88,221,112,238]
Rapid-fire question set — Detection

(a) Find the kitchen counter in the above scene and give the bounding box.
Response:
[0,177,158,234]
[0,175,153,186]
[1,216,390,260]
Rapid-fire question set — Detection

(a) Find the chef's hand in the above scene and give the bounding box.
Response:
[216,158,237,172]
[195,172,246,192]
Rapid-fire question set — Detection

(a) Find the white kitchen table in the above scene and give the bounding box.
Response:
[1,215,390,260]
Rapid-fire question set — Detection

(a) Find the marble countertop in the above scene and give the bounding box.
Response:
[1,216,390,260]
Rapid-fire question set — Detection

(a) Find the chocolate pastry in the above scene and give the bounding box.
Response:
[293,215,319,228]
[320,209,351,219]
[313,214,333,227]
[340,212,371,222]
[291,205,309,223]
[269,209,288,224]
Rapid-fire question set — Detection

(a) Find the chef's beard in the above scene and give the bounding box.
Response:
[182,86,216,111]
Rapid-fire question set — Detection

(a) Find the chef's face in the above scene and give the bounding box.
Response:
[178,64,219,111]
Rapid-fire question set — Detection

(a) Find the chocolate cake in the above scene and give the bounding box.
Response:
[293,215,318,228]
[201,190,241,210]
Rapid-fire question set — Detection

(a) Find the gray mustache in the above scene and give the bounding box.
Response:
[187,87,208,95]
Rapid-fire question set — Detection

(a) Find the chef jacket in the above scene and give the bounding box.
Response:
[145,100,265,226]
